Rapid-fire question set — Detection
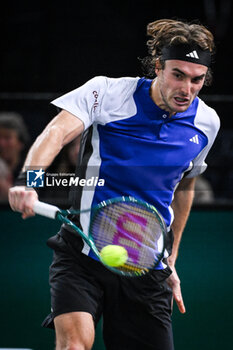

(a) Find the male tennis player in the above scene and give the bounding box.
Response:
[9,19,220,350]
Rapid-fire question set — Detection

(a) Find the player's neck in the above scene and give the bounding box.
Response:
[150,78,174,117]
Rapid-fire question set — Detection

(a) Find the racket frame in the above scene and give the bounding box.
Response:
[34,196,167,277]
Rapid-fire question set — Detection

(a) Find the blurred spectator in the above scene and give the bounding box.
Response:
[0,158,13,202]
[193,175,215,205]
[0,112,30,180]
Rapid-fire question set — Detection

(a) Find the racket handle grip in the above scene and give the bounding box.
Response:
[33,201,60,219]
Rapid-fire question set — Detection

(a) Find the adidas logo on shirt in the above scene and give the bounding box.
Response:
[186,50,199,59]
[189,135,199,144]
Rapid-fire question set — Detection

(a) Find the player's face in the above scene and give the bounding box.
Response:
[153,60,208,115]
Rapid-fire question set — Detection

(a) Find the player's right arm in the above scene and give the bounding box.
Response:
[8,110,84,218]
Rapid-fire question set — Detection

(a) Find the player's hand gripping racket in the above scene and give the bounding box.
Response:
[33,196,167,277]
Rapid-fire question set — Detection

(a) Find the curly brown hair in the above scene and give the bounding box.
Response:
[141,19,215,85]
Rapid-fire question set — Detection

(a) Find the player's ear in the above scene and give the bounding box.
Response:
[155,58,163,76]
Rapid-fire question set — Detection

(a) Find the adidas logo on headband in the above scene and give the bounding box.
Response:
[161,44,211,67]
[186,50,199,59]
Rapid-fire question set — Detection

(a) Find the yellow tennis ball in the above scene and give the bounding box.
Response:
[100,245,128,267]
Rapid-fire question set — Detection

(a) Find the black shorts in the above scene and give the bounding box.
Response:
[42,229,174,350]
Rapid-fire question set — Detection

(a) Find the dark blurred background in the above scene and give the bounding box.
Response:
[1,0,233,94]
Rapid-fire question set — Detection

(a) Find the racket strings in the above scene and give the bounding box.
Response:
[90,201,164,272]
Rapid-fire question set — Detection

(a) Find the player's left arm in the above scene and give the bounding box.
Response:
[167,176,196,314]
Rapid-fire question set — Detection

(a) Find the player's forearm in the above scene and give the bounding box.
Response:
[169,177,196,266]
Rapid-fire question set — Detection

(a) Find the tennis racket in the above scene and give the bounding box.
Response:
[33,196,167,277]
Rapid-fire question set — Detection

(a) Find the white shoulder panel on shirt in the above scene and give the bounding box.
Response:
[194,98,220,145]
[51,76,140,130]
